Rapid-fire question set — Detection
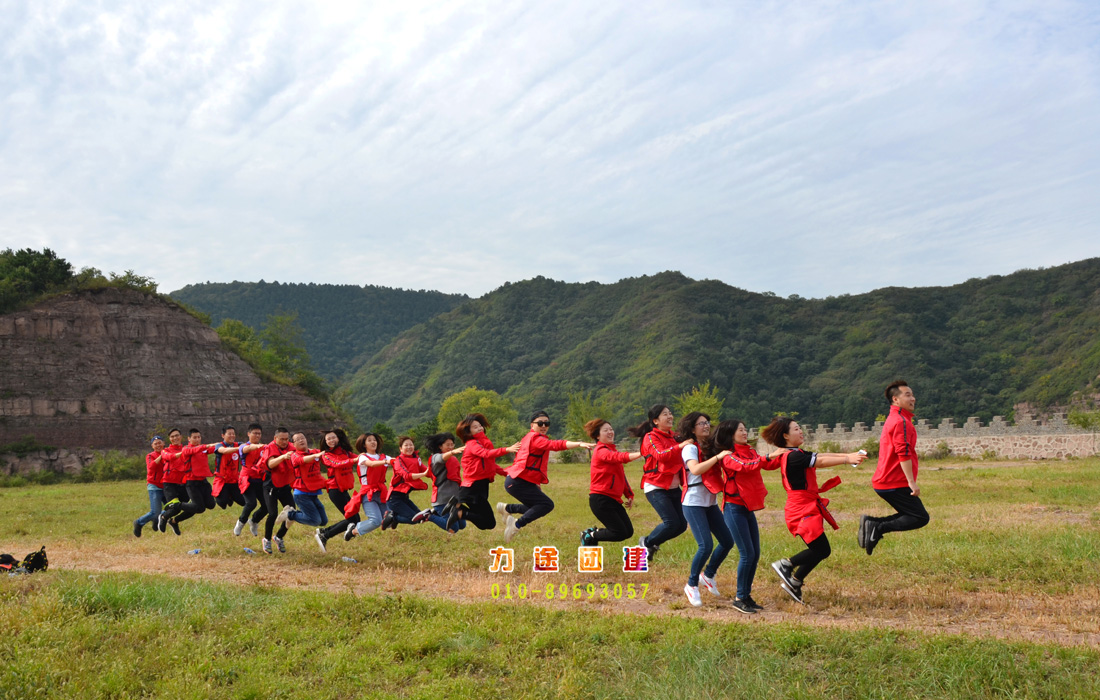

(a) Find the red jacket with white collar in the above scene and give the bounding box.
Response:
[872,406,919,490]
[589,442,635,502]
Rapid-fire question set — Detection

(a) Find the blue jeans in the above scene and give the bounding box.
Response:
[723,503,761,600]
[137,486,165,527]
[355,492,386,535]
[683,504,733,587]
[433,504,466,531]
[388,492,448,529]
[289,492,328,527]
[643,487,687,548]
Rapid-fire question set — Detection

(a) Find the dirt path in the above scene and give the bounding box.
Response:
[52,544,1100,649]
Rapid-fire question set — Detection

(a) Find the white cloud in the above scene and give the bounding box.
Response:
[1,0,1098,298]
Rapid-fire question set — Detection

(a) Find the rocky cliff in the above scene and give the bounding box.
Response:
[0,288,340,450]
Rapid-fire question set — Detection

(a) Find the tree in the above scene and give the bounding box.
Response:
[565,390,613,441]
[674,381,725,420]
[437,387,523,445]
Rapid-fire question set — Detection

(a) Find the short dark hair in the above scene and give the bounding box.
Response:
[247,423,263,433]
[168,428,181,436]
[885,380,909,403]
[274,426,290,435]
[222,425,236,434]
[188,428,201,436]
[529,410,550,423]
[456,413,490,441]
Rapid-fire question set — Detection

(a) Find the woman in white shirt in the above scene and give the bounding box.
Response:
[678,412,734,609]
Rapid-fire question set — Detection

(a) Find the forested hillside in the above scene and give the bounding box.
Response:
[170,281,467,379]
[338,260,1100,430]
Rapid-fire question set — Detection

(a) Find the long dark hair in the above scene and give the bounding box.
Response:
[760,417,795,447]
[425,432,457,455]
[321,427,354,453]
[711,419,744,452]
[677,411,712,459]
[628,404,670,439]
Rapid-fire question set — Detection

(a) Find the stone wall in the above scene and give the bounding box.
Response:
[0,448,96,477]
[801,412,1099,459]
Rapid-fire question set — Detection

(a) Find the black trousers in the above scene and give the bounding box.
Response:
[263,482,294,540]
[588,494,634,543]
[215,482,246,509]
[239,477,268,524]
[504,476,554,528]
[871,488,931,535]
[789,534,831,581]
[161,482,190,520]
[458,479,496,530]
[175,479,215,522]
[320,488,361,540]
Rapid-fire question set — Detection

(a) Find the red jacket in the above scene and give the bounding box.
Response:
[322,448,357,491]
[160,444,187,485]
[237,442,266,491]
[262,441,294,488]
[211,441,241,497]
[589,442,635,502]
[145,451,165,488]
[639,429,684,490]
[290,449,326,492]
[182,444,215,480]
[720,444,778,511]
[390,454,429,494]
[780,449,842,542]
[460,433,509,486]
[343,453,388,518]
[872,406,919,490]
[506,431,570,485]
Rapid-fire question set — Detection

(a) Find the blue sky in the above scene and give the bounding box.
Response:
[2,1,1098,298]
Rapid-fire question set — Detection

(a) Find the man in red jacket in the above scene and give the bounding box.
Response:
[859,380,931,555]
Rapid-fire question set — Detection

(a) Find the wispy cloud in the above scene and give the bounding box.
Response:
[1,0,1098,297]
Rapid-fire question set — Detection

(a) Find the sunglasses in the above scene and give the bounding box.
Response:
[534,420,551,427]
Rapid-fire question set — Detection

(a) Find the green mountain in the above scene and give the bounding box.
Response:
[169,281,468,380]
[338,260,1100,431]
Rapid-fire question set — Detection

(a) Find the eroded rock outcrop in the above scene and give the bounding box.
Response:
[1,288,339,450]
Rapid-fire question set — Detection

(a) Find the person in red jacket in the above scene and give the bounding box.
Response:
[426,432,467,533]
[315,428,361,550]
[212,425,248,513]
[581,418,640,547]
[380,436,449,530]
[158,428,223,535]
[859,380,930,555]
[342,433,389,542]
[677,412,734,609]
[274,432,330,552]
[260,427,295,554]
[714,419,780,613]
[454,414,518,531]
[629,404,694,562]
[498,410,594,543]
[156,428,187,532]
[765,417,867,604]
[233,423,268,537]
[133,435,166,537]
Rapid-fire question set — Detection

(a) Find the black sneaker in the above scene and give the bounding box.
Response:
[315,528,327,553]
[744,596,765,612]
[865,521,882,556]
[133,519,142,538]
[857,515,869,549]
[640,535,658,562]
[167,518,181,536]
[411,508,432,524]
[771,559,795,588]
[381,510,396,531]
[344,522,357,542]
[780,579,804,605]
[156,511,168,533]
[581,528,597,546]
[441,495,460,517]
[446,507,460,533]
[731,598,756,614]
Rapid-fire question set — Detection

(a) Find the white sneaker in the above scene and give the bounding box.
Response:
[699,573,721,597]
[496,502,508,519]
[684,584,703,607]
[504,515,519,543]
[233,520,244,537]
[315,528,327,553]
[249,520,259,537]
[275,505,294,527]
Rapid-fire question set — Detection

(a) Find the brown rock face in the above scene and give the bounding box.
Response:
[0,288,339,450]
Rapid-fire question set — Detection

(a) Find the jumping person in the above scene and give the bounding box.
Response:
[454,414,518,531]
[342,433,389,542]
[159,428,220,535]
[314,428,360,551]
[859,380,930,555]
[133,435,167,537]
[381,436,448,530]
[765,417,867,604]
[499,410,594,543]
[426,432,466,533]
[630,404,694,562]
[260,427,295,554]
[713,419,779,613]
[233,423,268,537]
[274,433,329,551]
[156,429,187,532]
[212,425,247,512]
[581,418,641,547]
[678,412,734,609]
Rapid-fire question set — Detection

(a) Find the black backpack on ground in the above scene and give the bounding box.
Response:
[21,546,48,573]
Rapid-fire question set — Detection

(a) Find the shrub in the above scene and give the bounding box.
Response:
[923,441,952,460]
[76,451,144,483]
[857,437,880,458]
[815,440,842,453]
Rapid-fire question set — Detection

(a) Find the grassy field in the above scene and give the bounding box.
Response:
[1,458,1099,698]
